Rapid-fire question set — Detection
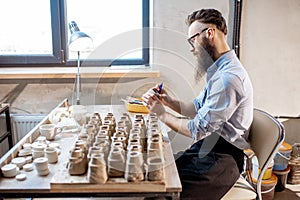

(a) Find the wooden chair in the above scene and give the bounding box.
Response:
[222,108,285,200]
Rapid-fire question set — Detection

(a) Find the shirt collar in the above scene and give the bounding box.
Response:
[206,50,236,81]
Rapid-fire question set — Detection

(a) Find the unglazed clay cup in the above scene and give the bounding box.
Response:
[32,149,45,159]
[88,146,102,160]
[88,154,108,183]
[147,157,165,181]
[125,151,144,182]
[147,138,162,150]
[129,144,143,153]
[33,157,49,171]
[70,147,83,158]
[90,153,105,165]
[39,124,62,141]
[45,147,58,163]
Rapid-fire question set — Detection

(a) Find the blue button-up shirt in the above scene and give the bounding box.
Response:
[188,50,253,150]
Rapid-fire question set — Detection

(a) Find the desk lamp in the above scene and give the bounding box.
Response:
[68,21,93,105]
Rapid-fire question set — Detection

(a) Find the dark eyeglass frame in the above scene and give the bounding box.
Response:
[187,28,208,48]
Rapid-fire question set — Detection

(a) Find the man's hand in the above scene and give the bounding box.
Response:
[142,84,193,139]
[142,86,166,117]
[143,84,173,107]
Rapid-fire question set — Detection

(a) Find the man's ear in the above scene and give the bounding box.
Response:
[206,28,214,39]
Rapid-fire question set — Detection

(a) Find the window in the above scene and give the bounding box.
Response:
[0,0,149,66]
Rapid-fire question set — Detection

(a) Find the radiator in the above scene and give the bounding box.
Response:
[0,114,46,157]
[11,114,46,144]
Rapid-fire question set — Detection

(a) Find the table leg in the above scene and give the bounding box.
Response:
[171,192,180,200]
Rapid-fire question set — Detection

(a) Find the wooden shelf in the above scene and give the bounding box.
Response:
[0,67,160,79]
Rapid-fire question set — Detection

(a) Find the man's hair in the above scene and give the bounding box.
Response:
[186,8,227,35]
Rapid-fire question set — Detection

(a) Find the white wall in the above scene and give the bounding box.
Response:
[240,0,300,116]
[152,0,231,103]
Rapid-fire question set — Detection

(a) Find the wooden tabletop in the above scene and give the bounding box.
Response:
[0,100,181,198]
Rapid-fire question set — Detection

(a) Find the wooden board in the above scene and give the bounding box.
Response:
[50,159,166,192]
[49,139,180,193]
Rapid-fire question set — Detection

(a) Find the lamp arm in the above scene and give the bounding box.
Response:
[76,51,81,105]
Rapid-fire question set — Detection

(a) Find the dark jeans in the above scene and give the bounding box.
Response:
[175,134,244,200]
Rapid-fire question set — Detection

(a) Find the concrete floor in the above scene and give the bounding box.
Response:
[274,184,300,200]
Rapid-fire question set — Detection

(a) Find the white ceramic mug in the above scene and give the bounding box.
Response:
[39,124,62,141]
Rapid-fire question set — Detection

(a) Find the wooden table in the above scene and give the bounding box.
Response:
[0,99,181,199]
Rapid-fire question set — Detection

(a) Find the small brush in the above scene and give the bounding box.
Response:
[157,82,163,94]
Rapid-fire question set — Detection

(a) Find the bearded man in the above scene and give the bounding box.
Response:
[142,8,253,200]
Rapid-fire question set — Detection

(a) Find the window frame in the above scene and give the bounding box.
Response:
[0,0,149,67]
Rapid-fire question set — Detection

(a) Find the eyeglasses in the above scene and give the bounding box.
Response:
[187,28,208,48]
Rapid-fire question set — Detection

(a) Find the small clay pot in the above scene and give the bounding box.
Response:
[45,147,58,163]
[70,147,83,158]
[68,155,87,175]
[100,125,113,136]
[147,157,165,181]
[88,146,102,160]
[147,138,162,150]
[90,153,106,165]
[129,144,143,153]
[34,157,49,171]
[125,151,144,182]
[107,147,125,177]
[74,140,87,153]
[127,139,141,151]
[148,149,163,160]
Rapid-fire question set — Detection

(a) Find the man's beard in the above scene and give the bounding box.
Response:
[194,37,216,82]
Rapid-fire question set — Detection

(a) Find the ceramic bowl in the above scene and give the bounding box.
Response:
[18,148,32,157]
[22,143,32,149]
[23,163,34,172]
[11,157,26,169]
[1,163,18,178]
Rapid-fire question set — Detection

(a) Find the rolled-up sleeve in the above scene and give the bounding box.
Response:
[188,106,210,140]
[188,73,241,141]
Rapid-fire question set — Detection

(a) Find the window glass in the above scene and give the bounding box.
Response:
[67,0,143,61]
[0,0,52,55]
[0,0,148,66]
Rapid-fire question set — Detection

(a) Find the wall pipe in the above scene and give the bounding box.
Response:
[232,0,243,58]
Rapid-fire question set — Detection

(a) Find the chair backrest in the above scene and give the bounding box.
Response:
[248,109,285,200]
